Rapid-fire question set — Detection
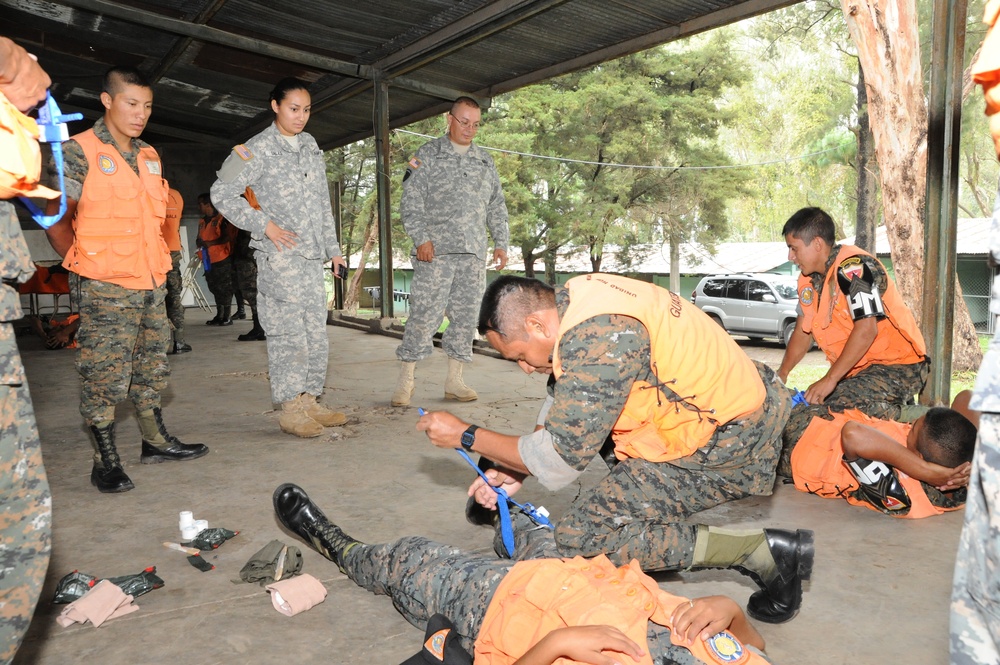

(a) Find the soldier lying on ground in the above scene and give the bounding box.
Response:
[273,483,773,665]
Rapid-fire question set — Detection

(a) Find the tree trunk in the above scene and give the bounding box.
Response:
[841,0,982,372]
[544,248,557,285]
[669,233,681,293]
[344,199,378,312]
[523,248,536,279]
[854,62,879,253]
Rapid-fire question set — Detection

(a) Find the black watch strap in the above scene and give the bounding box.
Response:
[461,425,480,450]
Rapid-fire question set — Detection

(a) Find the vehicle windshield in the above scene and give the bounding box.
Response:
[772,282,797,300]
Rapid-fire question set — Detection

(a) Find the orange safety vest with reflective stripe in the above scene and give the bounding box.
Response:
[0,90,59,200]
[552,274,765,463]
[62,129,171,289]
[797,245,925,376]
[790,410,949,519]
[474,555,768,665]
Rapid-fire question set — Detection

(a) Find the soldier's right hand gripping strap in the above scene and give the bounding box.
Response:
[843,455,912,514]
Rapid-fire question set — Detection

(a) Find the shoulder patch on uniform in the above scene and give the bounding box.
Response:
[705,631,749,663]
[423,628,449,660]
[234,144,253,161]
[838,255,864,280]
[799,286,814,306]
[408,156,422,170]
[97,153,117,175]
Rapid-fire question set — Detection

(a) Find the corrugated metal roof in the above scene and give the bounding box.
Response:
[0,0,799,149]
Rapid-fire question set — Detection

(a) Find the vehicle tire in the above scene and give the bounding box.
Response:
[709,314,725,329]
[782,320,796,347]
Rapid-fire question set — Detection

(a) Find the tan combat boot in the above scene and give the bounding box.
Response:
[391,361,416,406]
[301,393,347,427]
[279,396,323,438]
[444,358,477,402]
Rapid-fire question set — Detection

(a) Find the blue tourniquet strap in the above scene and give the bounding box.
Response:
[17,93,82,229]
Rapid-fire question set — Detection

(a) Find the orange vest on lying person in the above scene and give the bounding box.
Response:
[552,274,765,463]
[475,555,768,665]
[790,410,953,519]
[797,245,925,376]
[62,128,171,289]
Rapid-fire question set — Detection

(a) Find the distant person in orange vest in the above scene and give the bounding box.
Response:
[163,187,190,353]
[274,483,773,665]
[196,192,236,326]
[777,207,929,453]
[781,391,977,519]
[44,65,208,494]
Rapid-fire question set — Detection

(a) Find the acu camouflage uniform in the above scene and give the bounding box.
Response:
[0,200,52,662]
[517,287,791,572]
[338,528,770,663]
[58,118,171,431]
[397,134,508,363]
[210,122,342,404]
[951,190,1000,664]
[781,244,930,464]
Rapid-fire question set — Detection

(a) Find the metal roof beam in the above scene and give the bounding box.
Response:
[148,0,231,83]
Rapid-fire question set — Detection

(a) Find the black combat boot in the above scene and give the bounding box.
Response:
[691,525,814,624]
[273,483,360,571]
[206,306,224,325]
[90,422,135,493]
[238,308,266,341]
[138,407,209,463]
[219,306,233,326]
[233,301,246,319]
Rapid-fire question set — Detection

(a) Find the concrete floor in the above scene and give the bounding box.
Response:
[11,309,961,665]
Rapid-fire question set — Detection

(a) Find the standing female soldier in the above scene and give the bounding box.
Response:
[211,78,348,438]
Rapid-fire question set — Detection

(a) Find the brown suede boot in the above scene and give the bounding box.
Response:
[301,393,347,427]
[279,396,323,438]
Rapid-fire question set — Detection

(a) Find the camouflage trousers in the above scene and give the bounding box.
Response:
[205,256,234,308]
[0,326,52,663]
[256,251,328,404]
[343,534,751,664]
[950,412,1000,664]
[528,361,792,572]
[234,254,257,309]
[396,254,486,363]
[76,278,170,424]
[165,250,186,343]
[779,359,930,476]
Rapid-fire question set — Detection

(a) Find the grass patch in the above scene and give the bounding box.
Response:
[787,364,977,401]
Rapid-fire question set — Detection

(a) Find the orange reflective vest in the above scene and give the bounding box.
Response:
[198,212,233,264]
[162,188,183,252]
[62,129,170,289]
[475,555,768,665]
[0,90,59,200]
[552,274,765,462]
[790,410,950,519]
[798,245,925,376]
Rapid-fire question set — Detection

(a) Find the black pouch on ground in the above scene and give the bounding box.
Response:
[53,566,164,604]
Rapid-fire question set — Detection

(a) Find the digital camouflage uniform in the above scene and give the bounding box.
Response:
[210,123,341,404]
[198,213,234,309]
[397,134,508,363]
[519,287,791,572]
[58,118,171,430]
[165,250,185,343]
[781,245,930,463]
[339,527,770,663]
[0,200,52,662]
[951,192,1000,664]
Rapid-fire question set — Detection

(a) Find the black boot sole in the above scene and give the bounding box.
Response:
[91,472,134,493]
[140,440,210,464]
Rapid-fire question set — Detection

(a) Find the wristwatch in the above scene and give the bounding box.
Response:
[461,425,480,450]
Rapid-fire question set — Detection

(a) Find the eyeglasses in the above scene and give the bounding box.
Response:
[449,112,482,130]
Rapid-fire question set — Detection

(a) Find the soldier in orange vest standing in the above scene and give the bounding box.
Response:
[777,207,929,458]
[45,66,207,494]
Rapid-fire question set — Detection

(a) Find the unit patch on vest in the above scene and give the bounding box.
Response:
[423,627,449,661]
[706,631,749,663]
[836,258,885,321]
[97,153,117,175]
[799,286,814,306]
[144,160,161,175]
[234,144,253,161]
